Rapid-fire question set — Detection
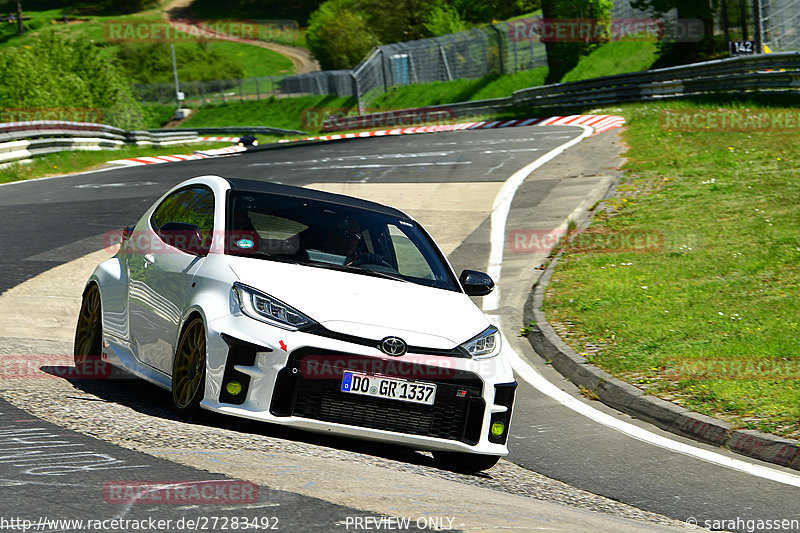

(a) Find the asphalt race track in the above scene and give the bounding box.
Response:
[0,126,798,532]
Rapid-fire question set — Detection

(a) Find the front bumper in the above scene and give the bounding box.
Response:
[202,312,517,455]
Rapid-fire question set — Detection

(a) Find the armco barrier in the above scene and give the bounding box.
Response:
[0,121,306,167]
[324,51,800,131]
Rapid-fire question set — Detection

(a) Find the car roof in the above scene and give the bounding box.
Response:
[223,177,409,219]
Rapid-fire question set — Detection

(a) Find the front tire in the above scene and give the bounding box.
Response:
[433,451,501,472]
[171,317,207,418]
[74,284,103,376]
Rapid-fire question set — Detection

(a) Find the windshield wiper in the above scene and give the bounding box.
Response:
[303,261,408,282]
[345,265,408,283]
[231,250,299,264]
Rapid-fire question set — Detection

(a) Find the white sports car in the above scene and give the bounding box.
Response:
[74,175,516,471]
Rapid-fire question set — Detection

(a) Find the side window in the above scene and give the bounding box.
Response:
[152,187,215,240]
[388,224,435,280]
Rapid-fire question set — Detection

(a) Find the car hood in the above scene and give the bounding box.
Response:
[228,256,489,349]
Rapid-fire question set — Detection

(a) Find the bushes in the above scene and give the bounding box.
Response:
[0,32,144,129]
[306,0,379,69]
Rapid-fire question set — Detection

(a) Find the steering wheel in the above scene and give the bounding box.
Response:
[348,253,394,269]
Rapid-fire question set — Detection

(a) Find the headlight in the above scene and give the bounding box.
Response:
[460,326,501,359]
[233,283,315,330]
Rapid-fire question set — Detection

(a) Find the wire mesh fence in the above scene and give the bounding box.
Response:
[140,0,800,111]
[133,21,546,109]
[351,23,547,108]
[760,0,800,50]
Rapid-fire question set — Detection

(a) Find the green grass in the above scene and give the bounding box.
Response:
[561,40,659,83]
[542,98,800,439]
[561,41,658,82]
[371,67,548,110]
[182,95,357,132]
[0,139,282,184]
[142,104,179,129]
[208,40,294,77]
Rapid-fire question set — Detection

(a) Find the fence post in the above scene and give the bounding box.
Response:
[200,83,206,106]
[380,48,389,91]
[753,0,763,52]
[439,44,453,81]
[255,77,260,100]
[239,79,243,101]
[511,27,518,73]
[490,24,504,74]
[351,72,363,114]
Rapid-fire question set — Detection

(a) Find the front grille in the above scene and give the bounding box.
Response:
[271,349,485,445]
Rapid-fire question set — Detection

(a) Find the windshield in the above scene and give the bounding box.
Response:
[225,190,459,291]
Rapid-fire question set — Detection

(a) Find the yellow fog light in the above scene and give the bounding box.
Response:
[226,381,243,396]
[490,421,506,437]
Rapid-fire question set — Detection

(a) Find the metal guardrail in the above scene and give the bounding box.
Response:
[0,121,310,166]
[323,52,800,131]
[159,126,307,136]
[0,121,238,166]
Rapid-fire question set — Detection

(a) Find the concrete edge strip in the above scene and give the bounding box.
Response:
[3,116,624,171]
[522,221,800,473]
[106,145,246,167]
[278,115,626,145]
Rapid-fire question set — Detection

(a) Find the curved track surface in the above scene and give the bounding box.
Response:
[0,127,798,532]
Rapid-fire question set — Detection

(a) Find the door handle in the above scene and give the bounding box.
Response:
[143,254,155,267]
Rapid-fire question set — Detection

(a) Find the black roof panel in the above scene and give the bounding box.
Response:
[223,177,409,219]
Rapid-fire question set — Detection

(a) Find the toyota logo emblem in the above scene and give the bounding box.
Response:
[380,336,407,356]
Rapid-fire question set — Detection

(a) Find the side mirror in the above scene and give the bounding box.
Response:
[459,270,494,296]
[158,222,207,256]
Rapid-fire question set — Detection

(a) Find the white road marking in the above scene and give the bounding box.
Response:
[74,181,157,189]
[483,125,593,311]
[303,162,471,170]
[501,329,800,488]
[482,127,800,489]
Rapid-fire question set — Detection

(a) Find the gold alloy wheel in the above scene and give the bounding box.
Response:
[74,284,101,367]
[172,317,206,410]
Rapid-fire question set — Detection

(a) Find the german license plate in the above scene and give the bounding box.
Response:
[341,371,436,406]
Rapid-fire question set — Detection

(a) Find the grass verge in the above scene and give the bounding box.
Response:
[541,99,800,440]
[560,40,659,83]
[181,95,357,132]
[370,67,548,110]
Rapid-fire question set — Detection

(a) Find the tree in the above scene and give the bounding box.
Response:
[16,0,23,35]
[451,0,540,24]
[358,0,437,43]
[540,0,613,83]
[631,0,718,66]
[423,4,467,37]
[306,0,380,69]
